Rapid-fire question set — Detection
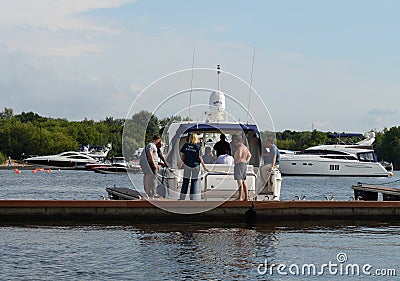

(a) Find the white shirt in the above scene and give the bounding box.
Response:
[145,142,159,163]
[216,154,234,165]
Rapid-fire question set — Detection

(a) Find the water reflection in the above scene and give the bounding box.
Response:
[132,223,281,280]
[1,221,399,280]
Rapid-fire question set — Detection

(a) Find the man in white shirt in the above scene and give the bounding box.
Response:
[215,147,234,165]
[139,134,161,198]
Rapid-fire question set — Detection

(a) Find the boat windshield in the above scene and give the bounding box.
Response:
[165,123,262,167]
[357,151,378,162]
[302,149,349,155]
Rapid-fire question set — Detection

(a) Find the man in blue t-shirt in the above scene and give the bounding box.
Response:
[257,138,281,200]
[263,138,280,170]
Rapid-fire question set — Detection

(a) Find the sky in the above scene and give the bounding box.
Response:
[1,0,400,133]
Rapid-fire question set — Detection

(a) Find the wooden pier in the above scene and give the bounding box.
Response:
[0,199,399,224]
[351,183,400,201]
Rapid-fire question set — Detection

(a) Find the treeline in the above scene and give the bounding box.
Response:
[1,108,400,169]
[0,108,124,163]
[0,108,182,164]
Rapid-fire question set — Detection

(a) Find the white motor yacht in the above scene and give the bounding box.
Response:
[279,132,393,177]
[156,90,282,201]
[78,143,112,158]
[25,151,99,169]
[25,144,111,169]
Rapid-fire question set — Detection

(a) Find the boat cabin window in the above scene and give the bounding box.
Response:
[303,149,348,155]
[73,155,91,159]
[168,130,261,167]
[62,152,78,157]
[321,155,358,160]
[357,152,378,162]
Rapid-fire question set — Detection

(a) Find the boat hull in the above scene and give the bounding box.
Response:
[156,164,282,201]
[94,166,141,174]
[25,159,93,169]
[279,157,391,177]
[25,151,99,169]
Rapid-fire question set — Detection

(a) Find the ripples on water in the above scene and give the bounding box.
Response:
[0,170,399,280]
[1,169,399,200]
[0,223,399,280]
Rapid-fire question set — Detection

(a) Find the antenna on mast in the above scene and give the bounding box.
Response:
[246,46,255,122]
[188,46,196,119]
[217,64,221,93]
[206,64,227,122]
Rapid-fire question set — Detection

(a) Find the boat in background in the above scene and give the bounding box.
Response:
[279,132,393,177]
[25,151,99,169]
[78,143,112,159]
[380,160,394,172]
[85,160,112,171]
[25,144,112,169]
[94,157,141,174]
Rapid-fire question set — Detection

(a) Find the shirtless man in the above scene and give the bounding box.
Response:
[233,136,252,201]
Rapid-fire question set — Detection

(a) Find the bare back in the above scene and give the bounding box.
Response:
[234,143,251,164]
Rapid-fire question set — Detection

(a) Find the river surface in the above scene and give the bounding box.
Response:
[0,169,399,280]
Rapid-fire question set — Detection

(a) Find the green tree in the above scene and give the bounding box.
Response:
[15,111,45,123]
[377,127,400,169]
[0,151,6,164]
[0,107,13,119]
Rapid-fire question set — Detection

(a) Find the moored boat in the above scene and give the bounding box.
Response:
[122,65,282,202]
[153,92,282,201]
[25,151,99,169]
[25,144,112,169]
[279,132,393,177]
[94,157,141,174]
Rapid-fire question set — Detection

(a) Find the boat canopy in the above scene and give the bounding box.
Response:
[166,122,262,167]
[328,133,363,138]
[168,123,260,149]
[174,123,259,135]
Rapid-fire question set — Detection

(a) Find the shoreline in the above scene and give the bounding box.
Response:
[0,164,33,170]
[0,164,82,171]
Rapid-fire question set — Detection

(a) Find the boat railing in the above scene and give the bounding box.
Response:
[159,165,258,201]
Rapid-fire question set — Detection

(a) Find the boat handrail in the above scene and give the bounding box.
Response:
[201,170,257,201]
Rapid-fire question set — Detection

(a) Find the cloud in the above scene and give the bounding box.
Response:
[276,51,305,62]
[0,0,137,57]
[0,0,135,31]
[368,108,398,116]
[212,26,227,33]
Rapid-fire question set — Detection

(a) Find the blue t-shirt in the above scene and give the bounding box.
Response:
[264,144,280,165]
[180,143,201,168]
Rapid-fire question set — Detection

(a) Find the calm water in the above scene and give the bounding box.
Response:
[0,169,399,280]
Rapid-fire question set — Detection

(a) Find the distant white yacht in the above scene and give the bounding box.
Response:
[279,132,393,177]
[25,144,111,169]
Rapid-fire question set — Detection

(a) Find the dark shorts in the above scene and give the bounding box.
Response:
[234,162,247,180]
